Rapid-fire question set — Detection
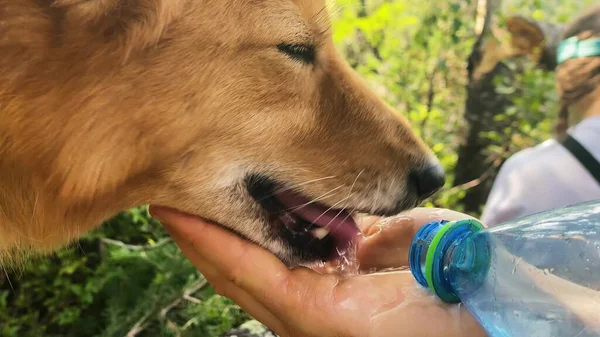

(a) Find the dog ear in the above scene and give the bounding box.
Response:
[54,0,186,60]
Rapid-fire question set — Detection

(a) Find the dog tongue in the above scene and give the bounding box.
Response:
[276,189,361,252]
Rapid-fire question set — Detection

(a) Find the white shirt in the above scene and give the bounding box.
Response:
[481,116,600,226]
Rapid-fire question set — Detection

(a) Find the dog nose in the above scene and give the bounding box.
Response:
[410,163,446,199]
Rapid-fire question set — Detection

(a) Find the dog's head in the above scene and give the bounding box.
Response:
[0,0,444,265]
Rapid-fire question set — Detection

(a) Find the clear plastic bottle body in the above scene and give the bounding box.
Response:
[410,200,600,337]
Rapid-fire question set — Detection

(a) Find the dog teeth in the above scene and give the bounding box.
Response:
[311,228,330,239]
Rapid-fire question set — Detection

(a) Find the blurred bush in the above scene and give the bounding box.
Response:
[1,206,250,337]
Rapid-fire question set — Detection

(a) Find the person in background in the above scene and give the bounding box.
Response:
[482,5,600,226]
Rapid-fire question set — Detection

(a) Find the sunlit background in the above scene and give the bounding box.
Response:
[0,0,595,336]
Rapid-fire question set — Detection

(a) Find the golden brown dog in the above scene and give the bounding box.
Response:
[0,0,445,266]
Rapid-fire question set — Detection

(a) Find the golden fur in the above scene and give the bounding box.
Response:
[0,0,438,265]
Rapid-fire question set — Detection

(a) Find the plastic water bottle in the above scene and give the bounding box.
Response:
[409,200,600,337]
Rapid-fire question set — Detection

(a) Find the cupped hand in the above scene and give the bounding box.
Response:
[150,206,486,337]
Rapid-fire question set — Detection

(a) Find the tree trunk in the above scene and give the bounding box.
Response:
[453,5,563,214]
[453,62,515,214]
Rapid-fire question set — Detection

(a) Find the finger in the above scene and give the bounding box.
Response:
[358,208,477,270]
[357,216,415,271]
[355,214,382,232]
[363,208,476,237]
[165,225,288,334]
[404,207,478,227]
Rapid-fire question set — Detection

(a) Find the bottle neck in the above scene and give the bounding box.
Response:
[441,229,491,299]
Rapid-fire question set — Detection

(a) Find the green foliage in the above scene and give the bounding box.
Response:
[486,61,558,158]
[502,0,596,24]
[1,1,594,336]
[0,207,249,337]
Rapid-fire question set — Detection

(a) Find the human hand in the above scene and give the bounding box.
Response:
[150,206,487,337]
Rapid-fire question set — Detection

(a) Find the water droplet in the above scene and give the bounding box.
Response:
[513,257,522,268]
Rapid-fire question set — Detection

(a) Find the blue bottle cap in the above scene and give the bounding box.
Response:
[409,219,489,303]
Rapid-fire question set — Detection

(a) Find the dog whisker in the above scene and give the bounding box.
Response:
[333,168,363,214]
[3,267,14,293]
[350,169,364,199]
[304,168,363,245]
[327,2,363,18]
[30,192,39,224]
[283,185,344,213]
[77,242,86,255]
[320,196,353,232]
[371,176,383,214]
[309,193,354,226]
[304,193,355,247]
[331,211,355,238]
[321,169,363,234]
[312,5,329,22]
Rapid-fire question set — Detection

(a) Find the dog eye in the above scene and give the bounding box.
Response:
[277,43,316,64]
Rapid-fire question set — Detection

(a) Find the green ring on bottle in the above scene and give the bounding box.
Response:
[424,219,485,294]
[424,220,455,291]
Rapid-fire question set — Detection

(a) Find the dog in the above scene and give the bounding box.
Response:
[0,0,445,267]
